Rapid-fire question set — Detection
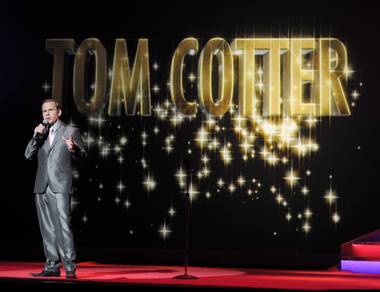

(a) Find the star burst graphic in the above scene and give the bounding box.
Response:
[65,60,360,244]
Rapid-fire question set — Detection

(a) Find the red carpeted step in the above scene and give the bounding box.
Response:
[345,243,380,260]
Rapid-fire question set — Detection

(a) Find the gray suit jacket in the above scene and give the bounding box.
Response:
[25,121,87,194]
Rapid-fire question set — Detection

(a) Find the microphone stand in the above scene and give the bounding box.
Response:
[173,159,198,280]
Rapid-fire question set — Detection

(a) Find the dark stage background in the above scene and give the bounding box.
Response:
[0,1,379,267]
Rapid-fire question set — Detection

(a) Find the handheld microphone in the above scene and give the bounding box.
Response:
[34,119,49,139]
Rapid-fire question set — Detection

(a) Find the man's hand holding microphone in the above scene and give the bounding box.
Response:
[33,120,49,139]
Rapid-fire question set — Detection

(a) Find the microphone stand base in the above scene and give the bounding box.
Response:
[173,274,199,280]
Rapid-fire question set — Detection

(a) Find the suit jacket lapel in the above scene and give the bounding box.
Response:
[43,136,50,153]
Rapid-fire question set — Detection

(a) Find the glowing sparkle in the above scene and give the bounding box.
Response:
[153,126,160,135]
[201,155,210,164]
[344,66,354,78]
[41,81,51,92]
[267,153,280,165]
[284,169,300,187]
[195,127,209,149]
[332,212,340,223]
[116,181,126,192]
[302,222,311,233]
[143,174,157,192]
[120,136,128,145]
[70,197,79,211]
[152,84,160,93]
[170,113,184,127]
[168,207,176,217]
[324,189,338,205]
[301,186,309,195]
[188,73,196,82]
[141,158,148,169]
[220,145,232,165]
[100,145,111,158]
[276,193,284,204]
[202,166,211,177]
[237,176,246,186]
[175,167,187,188]
[304,208,313,219]
[188,183,199,201]
[158,222,171,240]
[217,178,225,188]
[351,90,360,100]
[209,137,220,151]
[228,183,236,193]
[88,115,106,128]
[82,215,88,223]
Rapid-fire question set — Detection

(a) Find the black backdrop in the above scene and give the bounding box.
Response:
[0,0,379,267]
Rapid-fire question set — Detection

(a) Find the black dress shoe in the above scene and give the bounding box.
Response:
[66,271,77,279]
[30,270,61,277]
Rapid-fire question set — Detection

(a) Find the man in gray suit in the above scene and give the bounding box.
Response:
[25,99,86,279]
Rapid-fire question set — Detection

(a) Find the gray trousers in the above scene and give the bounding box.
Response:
[35,184,76,272]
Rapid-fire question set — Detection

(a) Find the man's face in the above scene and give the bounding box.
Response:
[42,101,61,125]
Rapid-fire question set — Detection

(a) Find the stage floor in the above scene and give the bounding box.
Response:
[1,261,380,290]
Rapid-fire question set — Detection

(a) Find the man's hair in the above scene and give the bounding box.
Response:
[42,99,61,110]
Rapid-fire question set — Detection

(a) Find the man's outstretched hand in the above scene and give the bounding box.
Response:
[63,135,77,152]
